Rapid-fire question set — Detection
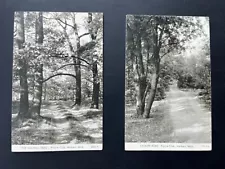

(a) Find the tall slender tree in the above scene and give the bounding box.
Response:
[72,14,82,107]
[56,14,82,107]
[127,18,147,117]
[16,12,29,118]
[33,12,44,116]
[88,13,100,109]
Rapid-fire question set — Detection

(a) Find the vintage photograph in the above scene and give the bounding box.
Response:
[125,15,211,150]
[11,12,103,152]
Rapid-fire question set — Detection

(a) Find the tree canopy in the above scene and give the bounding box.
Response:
[12,12,103,119]
[125,15,210,118]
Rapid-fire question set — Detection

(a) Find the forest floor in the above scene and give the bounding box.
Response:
[11,101,102,145]
[125,83,211,143]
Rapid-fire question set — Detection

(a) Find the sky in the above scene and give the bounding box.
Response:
[45,12,92,46]
[182,17,210,58]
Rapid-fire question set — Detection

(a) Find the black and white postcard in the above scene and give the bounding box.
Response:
[125,15,211,151]
[11,12,103,152]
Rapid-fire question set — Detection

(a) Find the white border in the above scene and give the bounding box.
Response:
[12,144,102,152]
[125,143,211,151]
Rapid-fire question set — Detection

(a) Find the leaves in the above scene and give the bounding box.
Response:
[126,15,210,107]
[13,12,103,103]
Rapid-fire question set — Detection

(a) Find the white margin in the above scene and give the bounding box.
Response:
[12,144,102,152]
[125,143,211,151]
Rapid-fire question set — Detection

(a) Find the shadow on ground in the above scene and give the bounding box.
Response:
[11,101,102,145]
[125,101,175,143]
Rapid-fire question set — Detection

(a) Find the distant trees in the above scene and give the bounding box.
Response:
[176,36,211,105]
[12,12,103,119]
[126,15,207,118]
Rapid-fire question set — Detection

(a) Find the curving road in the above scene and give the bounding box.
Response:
[167,83,211,143]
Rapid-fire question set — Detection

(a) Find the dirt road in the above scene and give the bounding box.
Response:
[167,83,211,143]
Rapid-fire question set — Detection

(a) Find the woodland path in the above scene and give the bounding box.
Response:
[166,82,211,143]
[11,101,102,145]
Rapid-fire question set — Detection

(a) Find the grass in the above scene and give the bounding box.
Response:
[11,101,102,145]
[125,101,175,143]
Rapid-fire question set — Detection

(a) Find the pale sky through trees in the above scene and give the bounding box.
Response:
[15,12,99,46]
[183,17,210,58]
[45,12,92,47]
[13,11,103,87]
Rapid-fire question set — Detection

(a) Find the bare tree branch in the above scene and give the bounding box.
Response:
[42,73,76,83]
[54,63,88,72]
[49,53,90,65]
[71,55,90,64]
[79,32,90,39]
[55,18,75,29]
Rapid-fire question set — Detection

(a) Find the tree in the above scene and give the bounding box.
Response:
[126,15,202,118]
[16,12,30,118]
[32,12,44,116]
[12,12,103,120]
[88,13,101,109]
[127,18,146,117]
[54,13,88,107]
[48,12,102,108]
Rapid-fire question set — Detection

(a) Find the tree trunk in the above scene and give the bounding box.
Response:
[88,13,100,109]
[33,12,44,116]
[72,86,75,101]
[17,12,29,119]
[135,76,146,117]
[18,59,29,118]
[134,34,147,117]
[33,64,43,116]
[126,59,133,89]
[61,24,81,107]
[72,16,82,107]
[73,57,81,106]
[43,83,47,100]
[35,12,44,44]
[143,22,162,118]
[32,80,35,103]
[91,61,99,109]
[134,58,147,117]
[144,59,160,118]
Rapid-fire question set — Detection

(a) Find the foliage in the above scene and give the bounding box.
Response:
[12,12,103,114]
[125,15,210,117]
